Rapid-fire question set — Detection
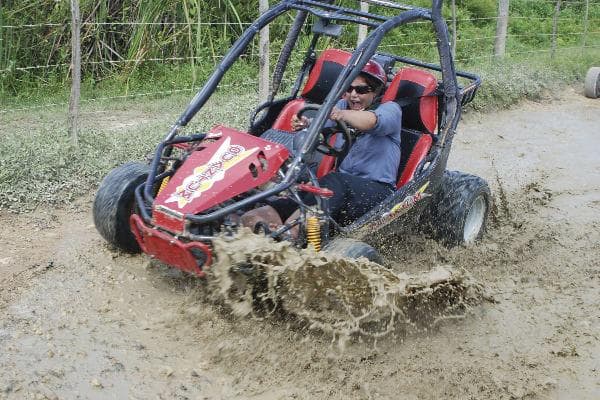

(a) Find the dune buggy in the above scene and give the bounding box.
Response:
[94,0,491,276]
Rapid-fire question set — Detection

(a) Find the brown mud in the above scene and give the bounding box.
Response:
[0,87,599,399]
[210,232,485,339]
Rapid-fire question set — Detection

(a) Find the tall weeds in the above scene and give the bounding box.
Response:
[0,0,598,98]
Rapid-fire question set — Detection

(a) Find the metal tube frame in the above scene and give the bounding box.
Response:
[136,0,479,234]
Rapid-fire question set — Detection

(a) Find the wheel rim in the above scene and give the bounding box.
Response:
[463,195,486,244]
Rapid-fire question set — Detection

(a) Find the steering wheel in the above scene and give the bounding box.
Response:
[297,104,354,158]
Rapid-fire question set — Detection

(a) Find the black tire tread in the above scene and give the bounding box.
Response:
[93,162,149,253]
[428,170,491,246]
[323,238,383,264]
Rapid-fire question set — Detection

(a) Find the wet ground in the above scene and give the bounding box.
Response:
[0,87,599,399]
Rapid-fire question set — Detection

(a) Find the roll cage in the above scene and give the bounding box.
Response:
[136,0,481,232]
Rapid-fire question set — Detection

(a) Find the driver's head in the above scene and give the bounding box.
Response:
[343,59,387,111]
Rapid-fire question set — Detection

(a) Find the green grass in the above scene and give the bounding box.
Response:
[0,47,598,213]
[465,48,600,111]
[0,89,256,212]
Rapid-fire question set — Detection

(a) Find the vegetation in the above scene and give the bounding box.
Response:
[1,0,598,105]
[0,89,256,211]
[0,1,598,212]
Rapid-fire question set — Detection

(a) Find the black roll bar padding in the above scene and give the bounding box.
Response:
[293,4,382,28]
[359,0,415,11]
[268,9,308,103]
[430,0,461,147]
[300,0,389,25]
[135,184,151,223]
[390,54,481,88]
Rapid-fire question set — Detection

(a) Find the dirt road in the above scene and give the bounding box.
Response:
[1,87,599,399]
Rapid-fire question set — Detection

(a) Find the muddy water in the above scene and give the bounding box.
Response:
[210,231,485,340]
[1,88,599,399]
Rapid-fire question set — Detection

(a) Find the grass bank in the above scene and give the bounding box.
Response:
[0,50,598,212]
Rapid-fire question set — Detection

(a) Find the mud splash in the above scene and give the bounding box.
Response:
[208,230,485,339]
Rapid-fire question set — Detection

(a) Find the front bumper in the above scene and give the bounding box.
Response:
[129,214,212,277]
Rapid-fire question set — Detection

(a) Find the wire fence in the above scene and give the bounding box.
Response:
[1,3,599,116]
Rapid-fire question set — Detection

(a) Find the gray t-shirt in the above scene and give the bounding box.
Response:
[332,99,402,186]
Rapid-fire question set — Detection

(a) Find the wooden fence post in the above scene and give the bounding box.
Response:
[259,0,270,104]
[451,0,457,58]
[582,0,590,51]
[357,2,369,46]
[551,0,562,59]
[68,0,81,148]
[494,0,510,58]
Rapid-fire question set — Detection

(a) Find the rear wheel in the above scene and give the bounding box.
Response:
[426,170,491,246]
[93,162,149,253]
[323,238,383,264]
[584,67,600,99]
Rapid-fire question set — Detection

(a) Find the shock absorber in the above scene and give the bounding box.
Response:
[157,176,170,194]
[306,215,321,251]
[157,160,175,195]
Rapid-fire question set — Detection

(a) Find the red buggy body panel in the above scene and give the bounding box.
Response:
[152,126,289,232]
[129,126,290,276]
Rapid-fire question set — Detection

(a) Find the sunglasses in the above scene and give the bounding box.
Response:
[345,85,373,94]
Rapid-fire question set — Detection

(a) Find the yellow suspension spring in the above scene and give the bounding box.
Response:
[157,176,170,194]
[306,215,321,251]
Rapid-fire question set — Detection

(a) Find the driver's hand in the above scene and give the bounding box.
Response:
[329,107,345,122]
[291,114,310,131]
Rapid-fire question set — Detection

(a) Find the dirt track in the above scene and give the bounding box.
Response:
[1,87,599,399]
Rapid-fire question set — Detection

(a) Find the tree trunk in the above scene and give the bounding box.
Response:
[68,0,81,148]
[258,0,270,104]
[494,0,510,58]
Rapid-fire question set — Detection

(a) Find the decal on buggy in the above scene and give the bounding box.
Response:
[355,181,433,238]
[166,137,258,208]
[385,181,431,217]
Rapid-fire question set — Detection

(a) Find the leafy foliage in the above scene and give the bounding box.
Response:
[1,0,598,98]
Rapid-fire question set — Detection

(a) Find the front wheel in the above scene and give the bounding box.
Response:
[93,162,149,253]
[323,238,383,265]
[425,170,492,246]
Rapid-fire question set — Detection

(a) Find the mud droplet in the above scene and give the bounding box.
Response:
[90,378,103,388]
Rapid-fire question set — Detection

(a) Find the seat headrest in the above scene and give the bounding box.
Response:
[382,68,438,134]
[301,49,352,104]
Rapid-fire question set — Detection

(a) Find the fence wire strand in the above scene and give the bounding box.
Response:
[2,9,599,114]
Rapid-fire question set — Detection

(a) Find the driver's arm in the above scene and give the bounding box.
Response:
[329,107,377,132]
